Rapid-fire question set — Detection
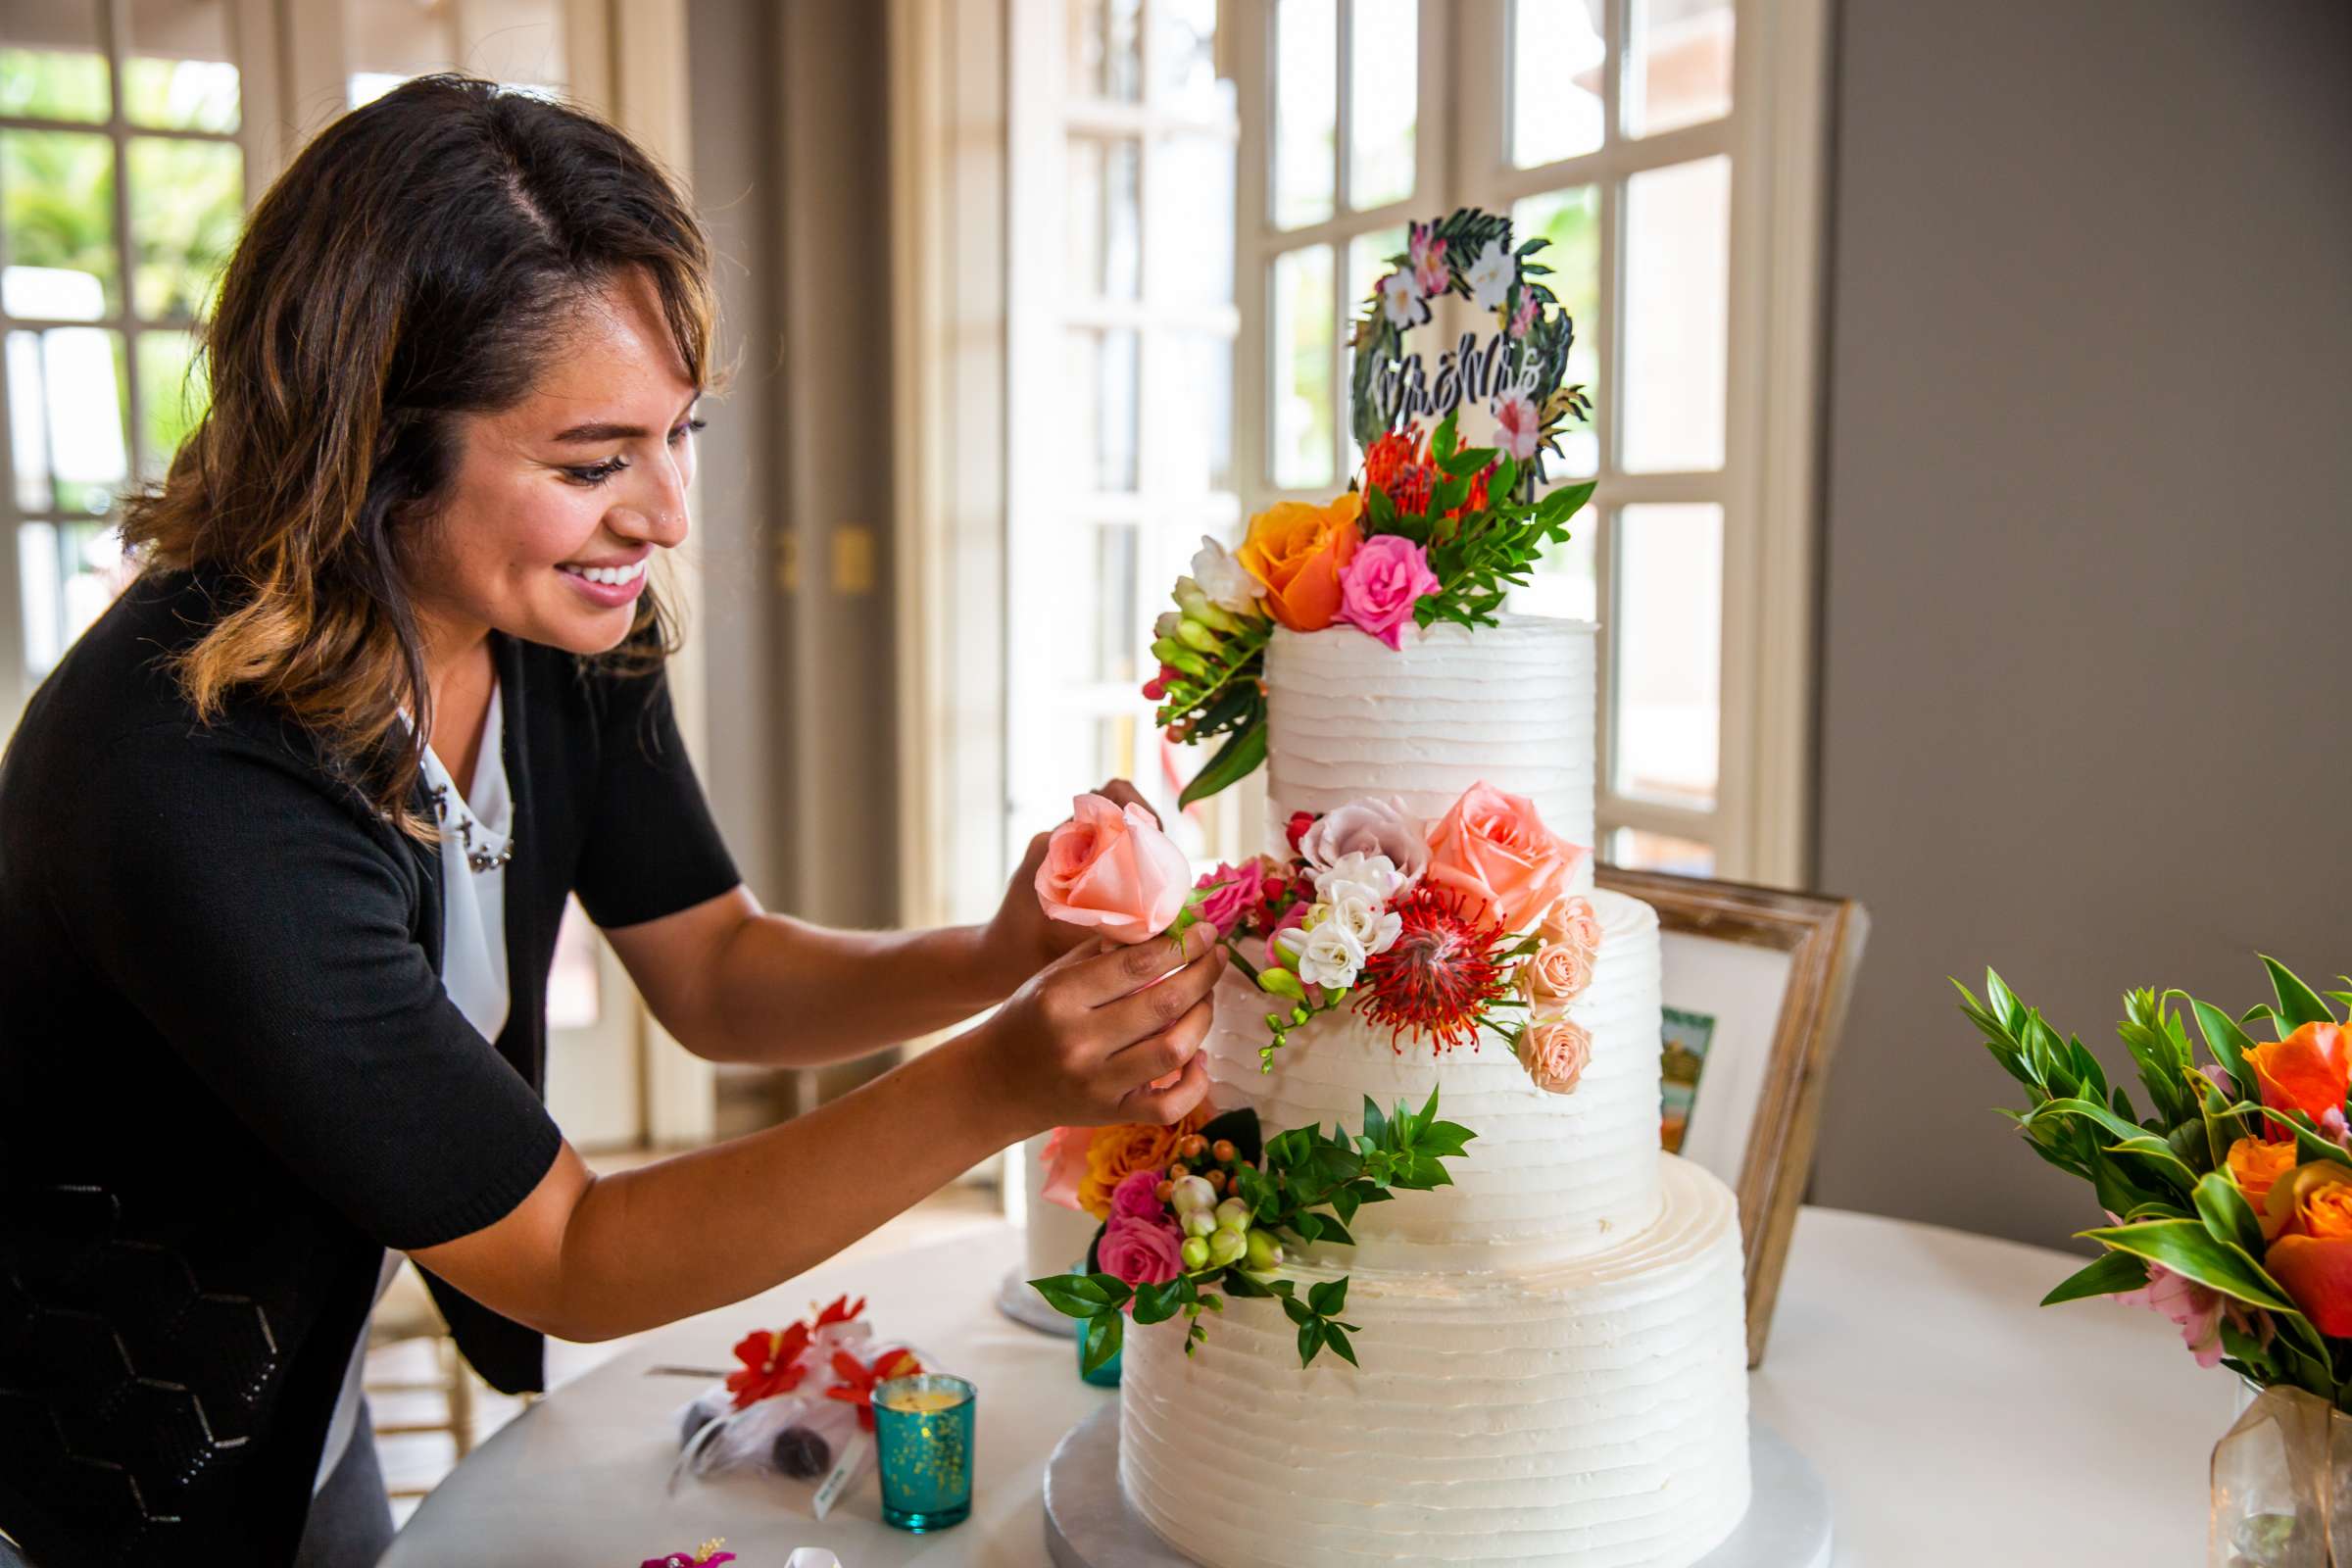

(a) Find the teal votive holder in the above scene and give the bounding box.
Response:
[872,1373,975,1532]
[1077,1323,1122,1387]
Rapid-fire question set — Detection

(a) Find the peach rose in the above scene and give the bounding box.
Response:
[1424,781,1584,932]
[1036,792,1193,945]
[1541,896,1604,955]
[1520,1016,1591,1095]
[2264,1160,2352,1336]
[2229,1136,2299,1221]
[2246,1021,2352,1137]
[1519,940,1593,1006]
[1039,1124,1096,1213]
[1077,1107,1212,1221]
[1238,493,1363,632]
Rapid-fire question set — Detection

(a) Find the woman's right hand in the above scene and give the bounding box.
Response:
[976,922,1227,1132]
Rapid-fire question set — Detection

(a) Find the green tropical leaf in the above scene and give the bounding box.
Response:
[1178,719,1268,808]
[2078,1219,2296,1313]
[2193,1172,2267,1258]
[2039,1250,2148,1306]
[2263,956,2337,1031]
[2186,997,2261,1102]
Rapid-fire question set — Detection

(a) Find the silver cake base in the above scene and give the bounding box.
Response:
[997,1264,1079,1338]
[1042,1404,1832,1568]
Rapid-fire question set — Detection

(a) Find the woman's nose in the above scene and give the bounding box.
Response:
[608,454,690,547]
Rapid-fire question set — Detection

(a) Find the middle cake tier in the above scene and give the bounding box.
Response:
[1205,886,1664,1270]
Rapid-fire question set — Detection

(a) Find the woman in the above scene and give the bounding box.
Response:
[0,76,1220,1568]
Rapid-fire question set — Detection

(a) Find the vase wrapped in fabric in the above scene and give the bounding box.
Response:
[2214,1386,2352,1567]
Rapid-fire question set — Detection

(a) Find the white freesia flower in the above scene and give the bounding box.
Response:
[1465,238,1514,312]
[1312,850,1410,903]
[1326,889,1402,956]
[1379,270,1429,330]
[1279,919,1367,991]
[1189,534,1261,615]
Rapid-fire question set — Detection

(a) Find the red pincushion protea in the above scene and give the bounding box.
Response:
[1354,886,1511,1053]
[1362,423,1493,523]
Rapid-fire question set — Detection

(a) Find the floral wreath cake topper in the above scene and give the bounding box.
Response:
[1146,207,1596,807]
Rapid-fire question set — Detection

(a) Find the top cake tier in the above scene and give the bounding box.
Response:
[1262,613,1597,888]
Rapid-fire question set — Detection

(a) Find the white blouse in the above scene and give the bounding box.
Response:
[314,681,514,1492]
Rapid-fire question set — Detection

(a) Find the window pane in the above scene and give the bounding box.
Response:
[20,517,128,677]
[1152,0,1229,119]
[1343,222,1404,331]
[1507,498,1597,621]
[546,897,604,1030]
[1512,0,1604,168]
[1069,0,1142,102]
[1167,333,1234,494]
[134,328,207,476]
[1621,155,1729,473]
[1155,131,1235,309]
[1509,186,1601,478]
[7,325,126,515]
[123,0,240,131]
[1269,243,1333,490]
[2,129,119,318]
[1347,0,1415,211]
[1627,0,1733,139]
[1612,503,1721,807]
[1067,137,1142,302]
[1093,522,1139,682]
[1067,327,1140,491]
[1606,827,1715,876]
[129,137,242,321]
[0,2,110,122]
[1272,0,1336,228]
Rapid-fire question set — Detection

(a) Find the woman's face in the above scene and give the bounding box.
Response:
[411,270,702,662]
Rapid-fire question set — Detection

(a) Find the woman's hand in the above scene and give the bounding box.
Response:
[974,921,1224,1131]
[977,777,1167,994]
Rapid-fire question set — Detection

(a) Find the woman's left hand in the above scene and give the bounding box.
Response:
[977,777,1165,994]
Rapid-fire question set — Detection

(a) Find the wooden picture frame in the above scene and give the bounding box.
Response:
[1595,867,1869,1368]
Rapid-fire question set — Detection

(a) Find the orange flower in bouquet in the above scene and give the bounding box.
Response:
[2264,1161,2352,1336]
[2244,1020,2352,1136]
[1238,493,1362,632]
[1074,1105,1214,1221]
[2227,1135,2299,1216]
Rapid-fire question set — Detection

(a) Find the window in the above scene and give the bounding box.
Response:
[1004,0,1242,867]
[1234,0,1828,884]
[0,0,253,708]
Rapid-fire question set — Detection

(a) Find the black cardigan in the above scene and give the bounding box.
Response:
[0,567,740,1566]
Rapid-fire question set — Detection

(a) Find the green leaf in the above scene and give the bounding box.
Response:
[1322,1324,1360,1367]
[1440,444,1497,477]
[2278,1110,2352,1170]
[1534,479,1596,525]
[1308,1277,1348,1317]
[1314,1212,1355,1248]
[2038,1250,2148,1306]
[2078,1219,2297,1313]
[2187,996,2262,1102]
[1431,409,1459,462]
[1220,1268,1276,1298]
[1298,1321,1323,1367]
[2263,956,2337,1031]
[1131,1278,1185,1325]
[1360,1096,1388,1147]
[1293,1211,1324,1245]
[1028,1274,1110,1318]
[1279,1294,1313,1327]
[2193,1171,2267,1258]
[1329,1184,1361,1227]
[1085,1272,1134,1305]
[1178,719,1268,808]
[1080,1308,1123,1375]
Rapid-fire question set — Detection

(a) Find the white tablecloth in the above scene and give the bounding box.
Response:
[381,1207,2223,1566]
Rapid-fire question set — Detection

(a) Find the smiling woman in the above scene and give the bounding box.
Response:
[0,75,1223,1568]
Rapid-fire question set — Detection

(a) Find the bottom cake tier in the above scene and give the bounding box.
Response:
[1118,1154,1750,1568]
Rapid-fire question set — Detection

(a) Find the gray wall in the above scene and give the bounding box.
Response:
[1809,1,2352,1248]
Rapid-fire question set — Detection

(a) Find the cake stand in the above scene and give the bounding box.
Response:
[1041,1405,1833,1568]
[996,1265,1078,1337]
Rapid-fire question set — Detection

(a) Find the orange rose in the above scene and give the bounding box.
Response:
[1423,781,1583,932]
[2245,1021,2352,1135]
[2229,1135,2300,1220]
[1076,1106,1211,1220]
[1238,493,1363,632]
[2264,1161,2352,1335]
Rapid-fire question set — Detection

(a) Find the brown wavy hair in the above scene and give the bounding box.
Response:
[121,74,716,835]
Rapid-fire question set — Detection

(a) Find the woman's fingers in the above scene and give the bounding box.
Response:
[1065,922,1220,1009]
[1087,941,1227,1047]
[1116,1053,1211,1126]
[1092,777,1162,829]
[1110,990,1215,1079]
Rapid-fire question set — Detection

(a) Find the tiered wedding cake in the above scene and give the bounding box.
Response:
[1118,614,1752,1568]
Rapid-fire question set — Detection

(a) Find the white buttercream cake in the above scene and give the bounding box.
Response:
[1118,613,1751,1568]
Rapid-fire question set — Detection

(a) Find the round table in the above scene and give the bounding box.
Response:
[380,1207,2223,1566]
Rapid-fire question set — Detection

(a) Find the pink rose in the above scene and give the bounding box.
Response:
[1520,1017,1591,1095]
[1109,1167,1168,1223]
[1297,796,1430,886]
[1193,859,1267,938]
[1098,1211,1184,1288]
[1036,793,1194,944]
[1040,1124,1098,1212]
[1519,940,1593,1005]
[1335,535,1443,653]
[1424,781,1583,931]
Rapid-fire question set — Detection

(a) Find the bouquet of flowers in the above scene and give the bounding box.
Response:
[670,1294,925,1514]
[1964,956,2352,1565]
[1193,782,1601,1092]
[1149,208,1596,808]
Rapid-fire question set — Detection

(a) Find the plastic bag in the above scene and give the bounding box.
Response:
[671,1328,926,1520]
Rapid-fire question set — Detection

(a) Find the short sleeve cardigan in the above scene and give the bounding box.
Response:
[0,565,741,1567]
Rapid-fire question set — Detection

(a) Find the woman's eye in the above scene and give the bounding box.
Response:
[668,416,708,445]
[563,456,630,487]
